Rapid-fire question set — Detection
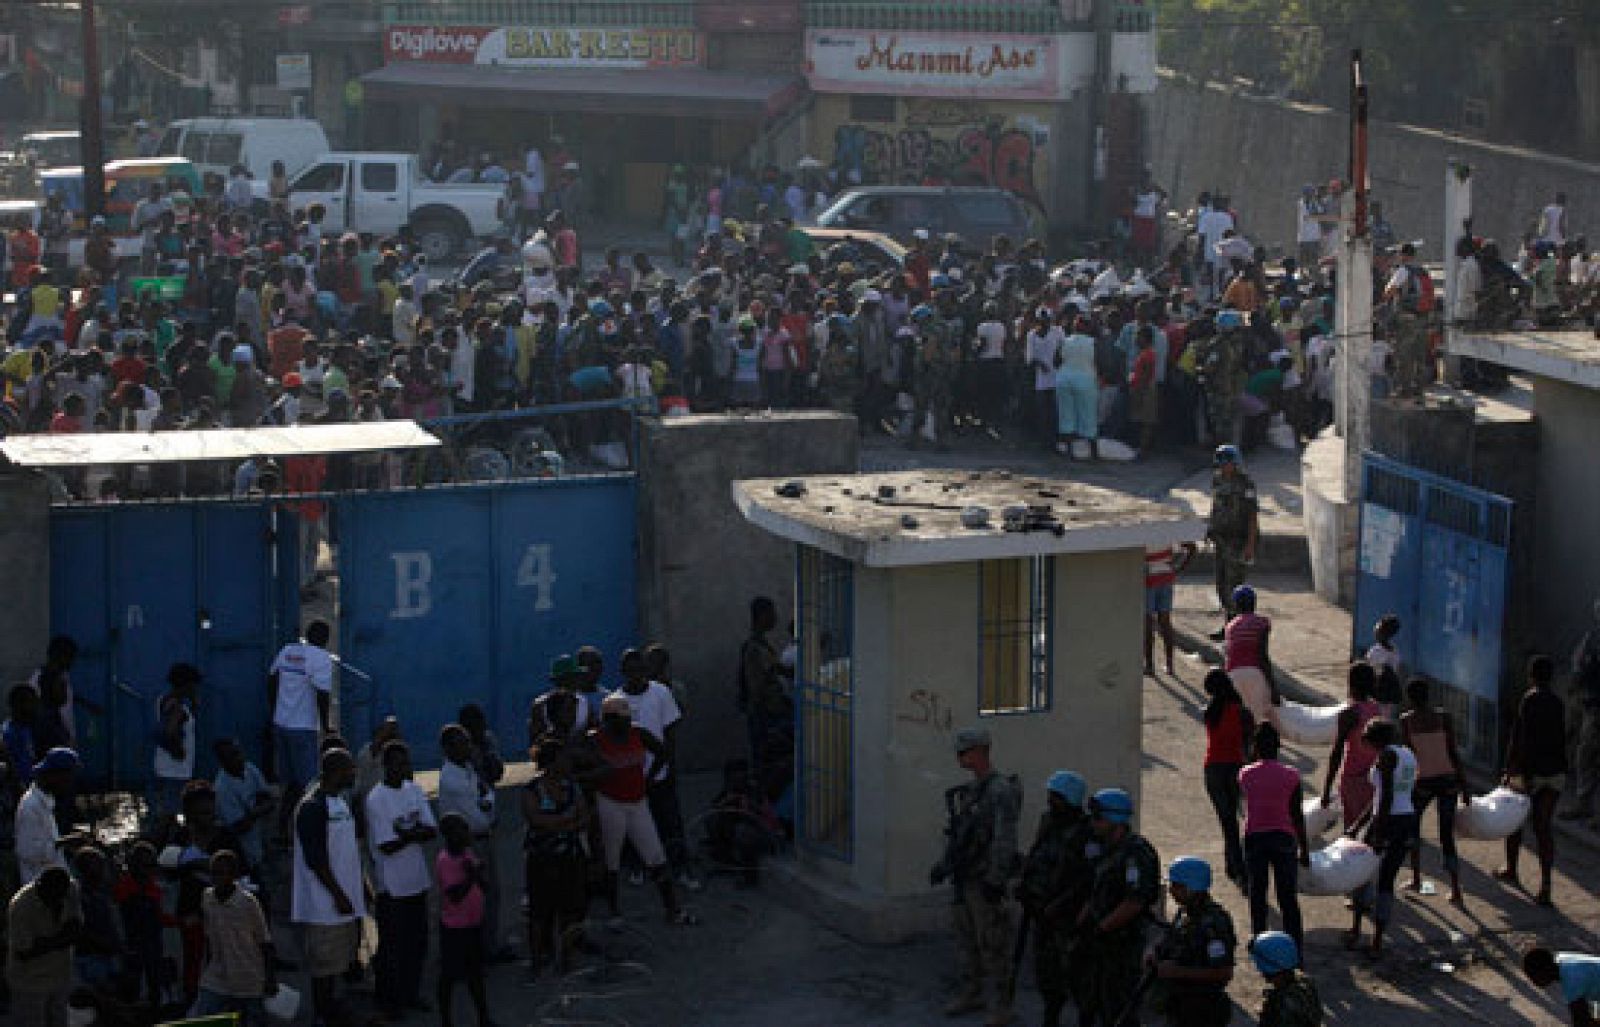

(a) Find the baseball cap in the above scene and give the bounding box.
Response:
[953,726,990,753]
[34,747,81,775]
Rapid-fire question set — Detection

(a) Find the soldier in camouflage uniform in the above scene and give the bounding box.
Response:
[932,726,1022,1026]
[1018,771,1099,1027]
[909,303,955,451]
[1151,857,1236,1026]
[817,313,861,414]
[1250,931,1322,1026]
[1076,788,1160,1026]
[1199,313,1247,448]
[1206,444,1259,640]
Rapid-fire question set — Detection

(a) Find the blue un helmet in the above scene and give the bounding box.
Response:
[1213,444,1241,467]
[910,303,935,323]
[1088,787,1134,825]
[1168,856,1212,893]
[1046,770,1087,809]
[1232,584,1257,613]
[1249,931,1300,976]
[589,299,614,319]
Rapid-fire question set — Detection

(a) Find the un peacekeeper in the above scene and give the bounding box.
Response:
[1381,242,1429,397]
[1201,311,1247,448]
[1150,856,1236,1026]
[1017,771,1099,1027]
[1250,931,1322,1026]
[909,303,955,452]
[1076,788,1161,1027]
[933,726,1022,1026]
[1206,444,1259,641]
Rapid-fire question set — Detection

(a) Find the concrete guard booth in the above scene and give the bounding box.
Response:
[733,469,1202,941]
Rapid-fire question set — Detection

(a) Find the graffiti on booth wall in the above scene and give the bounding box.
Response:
[832,118,1043,208]
[898,687,954,733]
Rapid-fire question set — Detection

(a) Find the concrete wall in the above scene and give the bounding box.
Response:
[1149,77,1600,258]
[1532,379,1600,674]
[636,411,858,771]
[835,548,1143,923]
[0,470,50,684]
[1302,436,1356,607]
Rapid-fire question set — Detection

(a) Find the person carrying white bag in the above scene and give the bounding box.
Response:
[1343,718,1419,959]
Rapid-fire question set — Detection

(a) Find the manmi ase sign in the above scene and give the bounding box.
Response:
[385,25,703,68]
[805,30,1067,100]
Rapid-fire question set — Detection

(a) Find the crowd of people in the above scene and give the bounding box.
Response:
[0,623,794,1027]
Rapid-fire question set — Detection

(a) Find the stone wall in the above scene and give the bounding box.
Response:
[636,412,858,771]
[1148,77,1600,259]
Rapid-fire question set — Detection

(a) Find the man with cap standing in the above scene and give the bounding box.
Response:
[909,304,955,451]
[15,748,83,885]
[1251,931,1321,1025]
[933,727,1021,1025]
[1078,787,1160,1027]
[1150,856,1236,1026]
[1018,770,1098,1027]
[1206,445,1259,641]
[1381,242,1432,398]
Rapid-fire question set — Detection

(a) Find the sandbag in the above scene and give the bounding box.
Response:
[1456,786,1532,840]
[1097,438,1139,462]
[1303,795,1341,838]
[1277,701,1341,746]
[1299,837,1379,895]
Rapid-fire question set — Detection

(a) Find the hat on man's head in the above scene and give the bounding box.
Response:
[548,654,582,681]
[34,747,80,776]
[953,726,990,754]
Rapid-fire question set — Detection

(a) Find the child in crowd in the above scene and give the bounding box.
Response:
[436,812,493,1027]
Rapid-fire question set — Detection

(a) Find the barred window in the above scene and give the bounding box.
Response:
[796,546,854,859]
[978,557,1053,715]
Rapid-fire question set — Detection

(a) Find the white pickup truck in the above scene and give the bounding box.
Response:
[288,152,505,261]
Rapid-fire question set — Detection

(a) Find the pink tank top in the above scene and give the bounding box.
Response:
[1341,699,1382,778]
[1223,613,1270,671]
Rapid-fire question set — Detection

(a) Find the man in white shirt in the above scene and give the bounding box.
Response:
[1195,200,1235,298]
[365,741,437,1021]
[1295,185,1324,286]
[292,748,364,1027]
[15,747,82,884]
[612,649,699,889]
[1539,192,1567,246]
[437,723,504,956]
[268,620,334,837]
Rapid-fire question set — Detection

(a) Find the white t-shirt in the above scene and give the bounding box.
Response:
[1026,327,1065,390]
[611,682,681,776]
[1133,190,1160,219]
[1541,203,1566,245]
[291,793,365,925]
[15,785,61,884]
[365,780,437,898]
[152,694,196,781]
[1197,208,1235,258]
[1366,643,1403,679]
[270,642,334,731]
[974,321,1006,361]
[437,760,495,835]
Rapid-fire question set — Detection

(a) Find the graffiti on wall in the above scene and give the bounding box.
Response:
[832,114,1045,208]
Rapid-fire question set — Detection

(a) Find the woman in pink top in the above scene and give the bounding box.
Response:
[1223,586,1280,725]
[1401,676,1466,903]
[759,307,793,409]
[1320,662,1383,828]
[1238,723,1309,954]
[435,812,491,1027]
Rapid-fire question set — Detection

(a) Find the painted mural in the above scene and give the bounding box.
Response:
[828,100,1049,209]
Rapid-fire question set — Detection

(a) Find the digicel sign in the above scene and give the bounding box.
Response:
[386,26,491,63]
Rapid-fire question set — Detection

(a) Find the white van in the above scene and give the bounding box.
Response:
[155,117,330,185]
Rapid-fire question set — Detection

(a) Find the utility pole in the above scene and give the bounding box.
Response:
[1335,50,1373,502]
[1084,0,1114,232]
[80,0,106,218]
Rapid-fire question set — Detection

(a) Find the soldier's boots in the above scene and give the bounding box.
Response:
[942,985,985,1017]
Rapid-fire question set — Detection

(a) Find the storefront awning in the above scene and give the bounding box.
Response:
[362,64,803,120]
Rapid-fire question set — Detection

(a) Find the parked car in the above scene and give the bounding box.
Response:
[800,227,907,269]
[156,117,330,190]
[289,152,505,260]
[815,186,1035,248]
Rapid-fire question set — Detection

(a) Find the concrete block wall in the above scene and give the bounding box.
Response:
[1148,77,1600,259]
[636,411,858,771]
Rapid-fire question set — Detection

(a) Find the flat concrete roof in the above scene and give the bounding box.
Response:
[1449,329,1600,390]
[733,469,1205,568]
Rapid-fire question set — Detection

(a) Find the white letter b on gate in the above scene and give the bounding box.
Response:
[390,551,433,620]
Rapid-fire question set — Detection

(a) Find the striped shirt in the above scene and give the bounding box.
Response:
[1145,546,1177,589]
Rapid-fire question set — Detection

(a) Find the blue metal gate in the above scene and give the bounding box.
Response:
[335,475,637,765]
[49,501,299,789]
[1355,453,1512,764]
